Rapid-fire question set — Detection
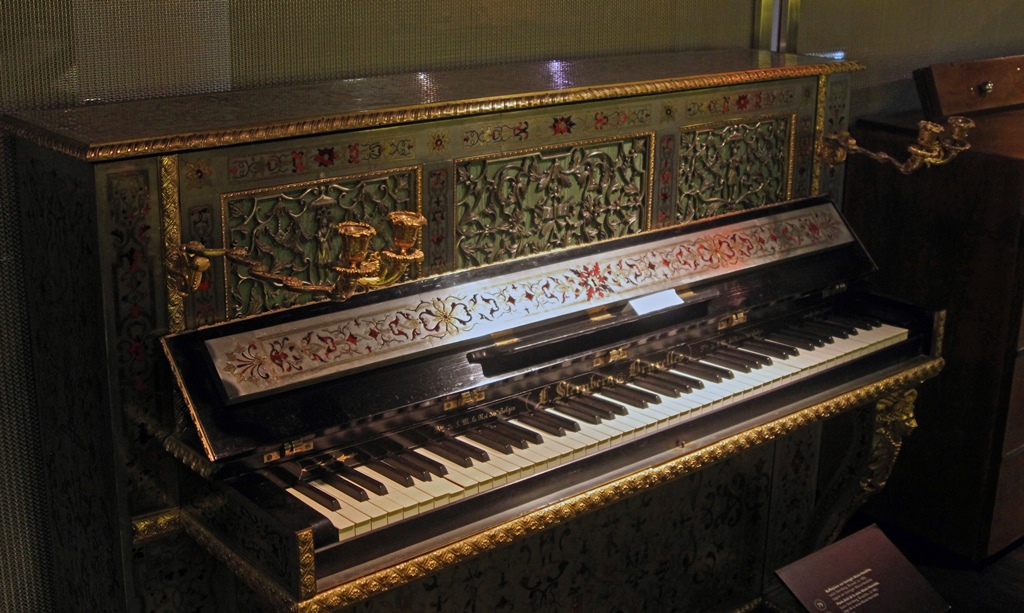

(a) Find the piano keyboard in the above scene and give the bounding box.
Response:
[283,318,909,542]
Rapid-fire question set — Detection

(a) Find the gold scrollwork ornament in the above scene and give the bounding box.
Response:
[172,210,427,303]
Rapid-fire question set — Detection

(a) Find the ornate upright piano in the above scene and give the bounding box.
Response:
[3,50,943,612]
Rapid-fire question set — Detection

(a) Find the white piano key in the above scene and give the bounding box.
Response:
[416,447,491,496]
[285,487,358,541]
[314,480,395,529]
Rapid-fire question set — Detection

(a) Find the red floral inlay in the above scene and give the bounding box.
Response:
[551,116,575,135]
[314,147,339,167]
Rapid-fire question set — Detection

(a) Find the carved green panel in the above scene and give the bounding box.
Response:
[454,134,651,269]
[677,116,791,223]
[224,168,419,318]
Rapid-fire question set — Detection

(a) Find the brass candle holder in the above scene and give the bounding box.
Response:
[174,210,427,303]
[821,115,974,174]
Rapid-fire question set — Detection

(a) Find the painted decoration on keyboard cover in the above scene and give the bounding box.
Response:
[206,203,852,400]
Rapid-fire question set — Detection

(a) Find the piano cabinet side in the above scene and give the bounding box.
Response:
[844,121,1024,560]
[16,141,143,612]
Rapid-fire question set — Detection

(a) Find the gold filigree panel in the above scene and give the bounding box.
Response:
[677,115,793,223]
[453,134,652,269]
[222,167,422,318]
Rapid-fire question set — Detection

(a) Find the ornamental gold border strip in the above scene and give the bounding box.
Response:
[132,508,182,546]
[182,357,942,612]
[5,62,865,163]
[218,165,424,320]
[160,155,187,334]
[810,74,828,195]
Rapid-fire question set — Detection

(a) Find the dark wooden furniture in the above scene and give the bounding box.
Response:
[844,54,1024,561]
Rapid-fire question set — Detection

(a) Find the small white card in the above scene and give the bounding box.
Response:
[628,289,684,315]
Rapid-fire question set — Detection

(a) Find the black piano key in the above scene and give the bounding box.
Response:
[578,394,628,416]
[741,338,798,358]
[363,459,415,487]
[630,376,681,398]
[598,384,660,407]
[465,428,515,454]
[780,328,831,346]
[672,362,722,383]
[380,455,432,481]
[765,332,816,351]
[564,397,618,419]
[517,412,566,437]
[701,354,752,373]
[643,368,692,392]
[816,316,858,335]
[482,422,530,449]
[494,419,545,445]
[317,471,370,502]
[654,369,703,390]
[830,313,880,330]
[439,436,490,462]
[549,402,603,425]
[331,462,389,495]
[719,346,772,366]
[532,408,582,432]
[801,320,849,339]
[401,448,449,476]
[266,467,342,511]
[423,441,474,468]
[676,361,729,382]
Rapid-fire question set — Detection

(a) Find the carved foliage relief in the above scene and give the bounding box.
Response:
[224,168,419,318]
[453,134,651,269]
[677,117,790,223]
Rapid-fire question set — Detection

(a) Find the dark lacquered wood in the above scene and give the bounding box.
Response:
[915,54,1024,119]
[846,115,1024,560]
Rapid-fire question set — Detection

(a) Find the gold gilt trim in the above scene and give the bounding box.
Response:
[160,155,187,334]
[932,310,946,358]
[4,63,864,163]
[297,529,317,600]
[861,389,919,497]
[181,357,941,612]
[733,598,765,613]
[810,74,828,195]
[132,508,182,546]
[163,434,216,479]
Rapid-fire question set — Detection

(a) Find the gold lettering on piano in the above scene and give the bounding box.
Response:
[444,389,487,411]
[593,347,628,367]
[442,404,517,431]
[555,374,622,399]
[262,451,281,464]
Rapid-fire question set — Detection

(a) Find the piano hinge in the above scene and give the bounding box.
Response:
[264,438,311,462]
[490,331,519,347]
[587,306,614,321]
[717,310,748,330]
